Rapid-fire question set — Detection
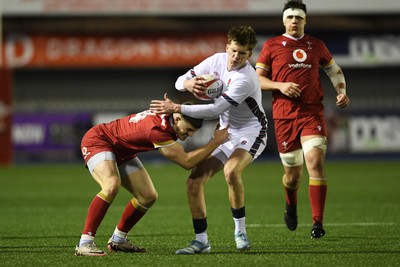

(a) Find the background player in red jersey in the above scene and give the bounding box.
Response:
[255,0,350,238]
[74,109,229,256]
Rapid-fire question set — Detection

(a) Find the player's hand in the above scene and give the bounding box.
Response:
[279,82,301,98]
[336,93,350,108]
[211,124,230,144]
[184,76,207,96]
[150,93,179,114]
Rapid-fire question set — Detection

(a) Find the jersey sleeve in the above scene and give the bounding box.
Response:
[318,40,334,67]
[181,97,231,119]
[255,40,272,71]
[175,70,193,92]
[175,55,215,91]
[148,128,176,148]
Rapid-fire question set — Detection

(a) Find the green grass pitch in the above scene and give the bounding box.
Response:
[0,160,399,266]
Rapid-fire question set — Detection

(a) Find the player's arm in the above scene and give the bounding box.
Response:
[150,93,231,120]
[158,126,229,170]
[255,67,301,98]
[323,60,350,108]
[175,57,212,96]
[176,74,208,96]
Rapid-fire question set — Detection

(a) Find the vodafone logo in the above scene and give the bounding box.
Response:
[289,49,311,69]
[292,49,307,62]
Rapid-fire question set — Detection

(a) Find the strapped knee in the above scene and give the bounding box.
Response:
[302,137,327,156]
[280,149,304,167]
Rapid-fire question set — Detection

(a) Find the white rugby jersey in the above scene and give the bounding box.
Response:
[176,52,267,132]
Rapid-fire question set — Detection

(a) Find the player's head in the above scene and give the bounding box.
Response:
[173,102,203,141]
[226,26,257,71]
[282,0,307,37]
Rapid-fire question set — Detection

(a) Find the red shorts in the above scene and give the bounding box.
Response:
[80,127,136,166]
[274,114,327,153]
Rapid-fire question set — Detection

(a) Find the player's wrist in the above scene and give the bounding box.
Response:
[174,104,181,113]
[209,137,221,146]
[273,81,281,91]
[337,88,346,95]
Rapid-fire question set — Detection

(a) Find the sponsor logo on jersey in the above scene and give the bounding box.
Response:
[293,49,307,62]
[288,49,312,69]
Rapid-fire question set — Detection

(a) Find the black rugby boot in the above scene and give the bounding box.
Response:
[284,203,298,231]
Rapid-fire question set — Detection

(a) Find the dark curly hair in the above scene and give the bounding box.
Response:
[227,26,258,51]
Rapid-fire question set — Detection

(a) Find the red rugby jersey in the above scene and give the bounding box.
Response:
[96,111,176,154]
[256,34,333,119]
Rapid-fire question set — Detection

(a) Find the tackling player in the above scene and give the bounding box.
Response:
[74,109,229,256]
[255,0,350,238]
[150,26,267,253]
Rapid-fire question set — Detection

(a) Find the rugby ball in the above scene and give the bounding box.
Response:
[194,74,224,101]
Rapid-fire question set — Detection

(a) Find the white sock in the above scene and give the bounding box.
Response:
[233,217,246,235]
[195,231,208,244]
[79,234,94,247]
[111,227,128,243]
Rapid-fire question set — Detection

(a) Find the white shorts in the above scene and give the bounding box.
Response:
[211,127,267,164]
[86,151,144,177]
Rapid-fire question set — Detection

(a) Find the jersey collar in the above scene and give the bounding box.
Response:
[283,33,305,41]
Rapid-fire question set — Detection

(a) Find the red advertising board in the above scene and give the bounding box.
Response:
[0,68,13,165]
[3,33,227,68]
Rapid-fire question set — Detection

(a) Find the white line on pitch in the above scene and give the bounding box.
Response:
[247,222,396,228]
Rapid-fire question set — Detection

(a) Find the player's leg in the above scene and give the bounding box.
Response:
[224,149,252,208]
[280,152,303,231]
[176,156,222,254]
[108,157,156,253]
[301,135,327,239]
[76,153,121,256]
[219,127,266,250]
[274,118,303,232]
[223,148,253,251]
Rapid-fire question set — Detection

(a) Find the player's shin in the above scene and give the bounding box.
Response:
[308,177,327,224]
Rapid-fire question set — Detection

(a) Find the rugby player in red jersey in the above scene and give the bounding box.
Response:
[256,0,350,238]
[74,109,229,256]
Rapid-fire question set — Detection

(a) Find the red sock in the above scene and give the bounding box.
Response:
[309,177,327,224]
[117,198,148,233]
[82,193,111,236]
[284,187,298,206]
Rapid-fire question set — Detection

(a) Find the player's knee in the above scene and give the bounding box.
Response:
[302,137,327,156]
[283,174,301,189]
[103,176,121,197]
[223,165,241,186]
[186,176,204,194]
[141,190,158,207]
[280,149,304,167]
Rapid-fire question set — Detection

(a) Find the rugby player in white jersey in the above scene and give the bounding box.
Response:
[150,26,268,254]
